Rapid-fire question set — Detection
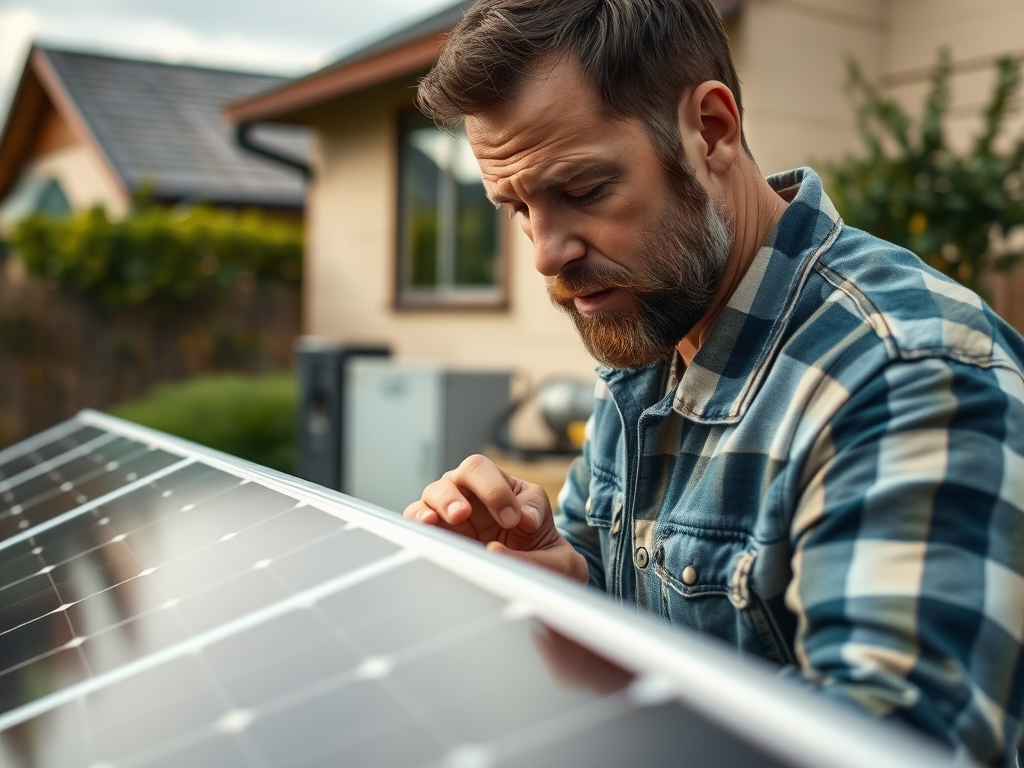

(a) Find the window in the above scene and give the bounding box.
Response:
[397,113,503,307]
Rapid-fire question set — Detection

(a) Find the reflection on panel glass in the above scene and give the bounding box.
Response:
[0,417,857,768]
[0,426,105,483]
[1,556,783,768]
[0,458,397,719]
[399,112,501,305]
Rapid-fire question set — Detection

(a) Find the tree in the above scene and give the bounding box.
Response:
[826,49,1024,294]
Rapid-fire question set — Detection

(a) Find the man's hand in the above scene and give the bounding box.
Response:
[403,454,589,583]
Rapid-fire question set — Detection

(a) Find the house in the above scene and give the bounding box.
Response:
[0,46,308,232]
[224,0,1024,392]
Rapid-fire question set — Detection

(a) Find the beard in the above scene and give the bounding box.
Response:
[547,180,733,369]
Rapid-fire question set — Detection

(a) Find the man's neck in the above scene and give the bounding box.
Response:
[677,162,789,367]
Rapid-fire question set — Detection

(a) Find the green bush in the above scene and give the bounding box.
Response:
[826,50,1024,294]
[10,203,302,309]
[110,374,297,473]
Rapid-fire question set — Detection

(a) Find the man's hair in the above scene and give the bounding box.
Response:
[416,0,748,171]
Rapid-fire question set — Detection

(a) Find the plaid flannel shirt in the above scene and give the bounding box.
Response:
[554,168,1024,765]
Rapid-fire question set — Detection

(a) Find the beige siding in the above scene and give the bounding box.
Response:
[304,81,598,406]
[736,0,887,176]
[302,0,1024,407]
[22,143,128,217]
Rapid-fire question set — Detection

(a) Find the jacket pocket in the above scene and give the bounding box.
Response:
[653,525,792,664]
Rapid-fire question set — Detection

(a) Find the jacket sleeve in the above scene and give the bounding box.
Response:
[553,415,608,591]
[785,356,1024,766]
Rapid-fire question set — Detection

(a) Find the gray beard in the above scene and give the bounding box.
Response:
[550,196,733,369]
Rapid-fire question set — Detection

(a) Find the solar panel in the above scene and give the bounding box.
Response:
[0,410,952,768]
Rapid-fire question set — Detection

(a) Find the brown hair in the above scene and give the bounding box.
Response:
[417,0,749,171]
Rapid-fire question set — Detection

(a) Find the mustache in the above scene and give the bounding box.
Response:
[547,263,637,304]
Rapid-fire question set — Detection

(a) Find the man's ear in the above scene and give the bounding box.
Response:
[676,81,742,178]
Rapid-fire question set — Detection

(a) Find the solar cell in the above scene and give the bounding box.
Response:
[0,411,953,768]
[0,425,106,483]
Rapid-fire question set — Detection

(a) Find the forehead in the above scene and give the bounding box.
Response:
[464,56,632,187]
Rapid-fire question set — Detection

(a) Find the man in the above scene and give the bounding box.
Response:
[403,1,1024,764]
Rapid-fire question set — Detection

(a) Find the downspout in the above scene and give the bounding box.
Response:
[234,122,312,180]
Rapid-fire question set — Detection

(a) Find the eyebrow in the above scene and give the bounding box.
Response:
[486,159,619,207]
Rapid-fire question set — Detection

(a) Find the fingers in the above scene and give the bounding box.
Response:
[406,455,551,539]
[418,473,474,525]
[512,482,548,533]
[435,455,524,529]
[486,538,589,583]
[402,500,438,525]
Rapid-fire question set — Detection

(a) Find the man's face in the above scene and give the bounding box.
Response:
[465,57,733,368]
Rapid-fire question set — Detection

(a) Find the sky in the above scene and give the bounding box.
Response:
[0,0,457,122]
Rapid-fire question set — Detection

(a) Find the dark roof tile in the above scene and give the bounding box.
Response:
[41,47,307,208]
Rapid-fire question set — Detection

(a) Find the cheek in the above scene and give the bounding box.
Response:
[585,218,647,269]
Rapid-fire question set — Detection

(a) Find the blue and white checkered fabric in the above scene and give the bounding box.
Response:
[555,167,1024,766]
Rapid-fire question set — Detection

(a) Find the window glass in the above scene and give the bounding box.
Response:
[398,114,502,305]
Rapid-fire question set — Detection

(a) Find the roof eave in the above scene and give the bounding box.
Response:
[0,49,47,201]
[224,0,746,126]
[225,30,446,125]
[0,48,131,203]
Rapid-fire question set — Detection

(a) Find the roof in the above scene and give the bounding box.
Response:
[0,46,308,209]
[226,0,744,125]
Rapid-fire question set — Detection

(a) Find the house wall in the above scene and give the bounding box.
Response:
[20,143,129,218]
[304,80,599,428]
[735,0,888,177]
[736,0,1024,330]
[4,103,129,218]
[301,0,1024,422]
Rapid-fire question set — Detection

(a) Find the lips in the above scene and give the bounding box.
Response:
[573,287,618,312]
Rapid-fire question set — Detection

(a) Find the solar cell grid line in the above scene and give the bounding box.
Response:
[0,439,186,541]
[0,436,153,519]
[0,412,958,768]
[0,419,85,468]
[0,425,107,483]
[0,431,118,496]
[0,457,193,556]
[0,453,402,722]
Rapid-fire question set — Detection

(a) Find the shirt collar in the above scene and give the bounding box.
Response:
[598,167,843,424]
[674,167,842,422]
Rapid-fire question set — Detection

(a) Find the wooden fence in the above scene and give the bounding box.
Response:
[0,258,300,449]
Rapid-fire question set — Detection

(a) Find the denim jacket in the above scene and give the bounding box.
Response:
[554,168,1024,766]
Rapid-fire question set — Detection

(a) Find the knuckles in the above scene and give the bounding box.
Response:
[459,453,492,474]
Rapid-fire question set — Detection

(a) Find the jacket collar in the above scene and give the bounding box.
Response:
[598,167,843,424]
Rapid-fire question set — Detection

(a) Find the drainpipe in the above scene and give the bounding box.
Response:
[235,122,312,180]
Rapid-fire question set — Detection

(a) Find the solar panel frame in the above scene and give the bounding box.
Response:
[0,410,955,768]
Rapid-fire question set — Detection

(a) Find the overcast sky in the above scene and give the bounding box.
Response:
[0,0,457,121]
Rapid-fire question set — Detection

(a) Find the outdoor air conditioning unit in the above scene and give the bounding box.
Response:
[343,359,511,513]
[295,340,390,490]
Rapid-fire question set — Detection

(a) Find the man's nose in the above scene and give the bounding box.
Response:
[529,214,587,277]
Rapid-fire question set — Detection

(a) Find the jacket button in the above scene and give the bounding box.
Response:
[634,547,650,569]
[682,565,698,585]
[585,497,592,514]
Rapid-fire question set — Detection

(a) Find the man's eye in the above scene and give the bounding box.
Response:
[567,185,606,206]
[508,204,529,220]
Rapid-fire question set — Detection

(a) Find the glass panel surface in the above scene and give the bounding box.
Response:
[0,439,182,540]
[0,419,809,768]
[0,426,105,483]
[0,558,787,768]
[0,460,397,717]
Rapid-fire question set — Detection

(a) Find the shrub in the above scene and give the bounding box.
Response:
[9,203,302,310]
[826,49,1024,294]
[110,374,297,473]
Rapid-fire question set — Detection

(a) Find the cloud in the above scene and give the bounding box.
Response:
[0,7,41,116]
[0,0,458,125]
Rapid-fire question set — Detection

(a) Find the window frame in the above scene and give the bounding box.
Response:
[393,110,510,311]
